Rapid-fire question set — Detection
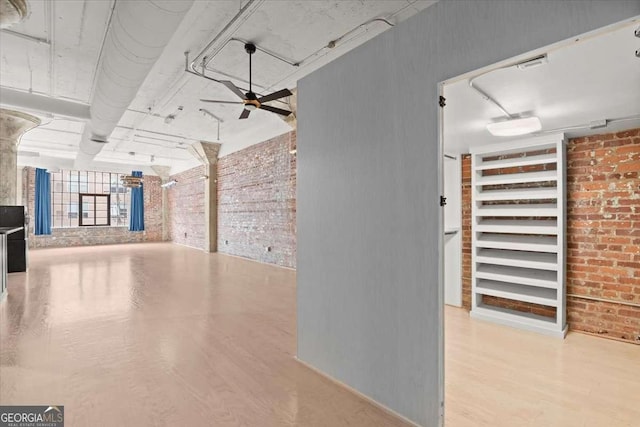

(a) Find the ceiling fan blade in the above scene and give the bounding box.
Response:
[199,99,243,104]
[258,88,293,104]
[239,109,250,119]
[259,104,292,117]
[220,80,247,100]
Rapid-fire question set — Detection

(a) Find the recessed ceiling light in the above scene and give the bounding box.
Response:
[486,117,542,137]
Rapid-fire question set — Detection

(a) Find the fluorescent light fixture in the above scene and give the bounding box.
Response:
[161,180,177,188]
[486,116,542,137]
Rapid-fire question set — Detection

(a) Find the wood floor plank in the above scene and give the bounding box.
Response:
[0,243,410,427]
[1,243,638,426]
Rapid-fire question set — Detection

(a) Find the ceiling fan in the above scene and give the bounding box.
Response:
[200,43,293,120]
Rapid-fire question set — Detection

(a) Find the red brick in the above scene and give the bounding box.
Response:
[216,131,296,268]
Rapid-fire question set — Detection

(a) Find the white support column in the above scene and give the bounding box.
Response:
[150,165,171,241]
[189,141,221,253]
[0,108,40,205]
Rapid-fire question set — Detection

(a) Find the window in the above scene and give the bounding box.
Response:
[50,170,131,228]
[79,194,110,226]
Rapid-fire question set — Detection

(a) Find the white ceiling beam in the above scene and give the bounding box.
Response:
[0,86,90,120]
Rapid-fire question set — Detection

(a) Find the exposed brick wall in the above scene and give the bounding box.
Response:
[565,129,640,343]
[461,129,640,343]
[166,165,206,250]
[217,131,296,268]
[22,167,163,249]
[461,154,472,311]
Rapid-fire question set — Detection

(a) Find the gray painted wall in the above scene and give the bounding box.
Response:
[297,1,639,426]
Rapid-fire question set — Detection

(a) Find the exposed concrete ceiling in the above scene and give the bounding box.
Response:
[444,20,640,155]
[2,0,437,174]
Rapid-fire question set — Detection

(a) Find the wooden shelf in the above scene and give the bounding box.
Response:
[475,279,558,307]
[471,134,566,337]
[476,248,558,270]
[476,264,558,289]
[470,304,566,338]
[476,219,558,235]
[475,153,557,170]
[476,187,557,202]
[476,234,558,253]
[475,203,558,217]
[476,170,557,186]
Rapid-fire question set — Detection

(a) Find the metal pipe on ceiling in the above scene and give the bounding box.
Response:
[47,0,56,97]
[0,29,49,44]
[104,0,258,152]
[467,55,548,119]
[189,0,263,75]
[74,0,194,169]
[535,114,640,135]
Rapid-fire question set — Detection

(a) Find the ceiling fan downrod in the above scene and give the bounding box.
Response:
[245,43,256,95]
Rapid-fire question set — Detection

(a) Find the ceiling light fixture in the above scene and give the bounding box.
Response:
[121,175,144,188]
[469,54,548,137]
[486,116,542,137]
[161,180,177,188]
[516,55,547,70]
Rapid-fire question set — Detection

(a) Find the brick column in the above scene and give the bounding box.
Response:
[189,141,221,252]
[0,108,40,205]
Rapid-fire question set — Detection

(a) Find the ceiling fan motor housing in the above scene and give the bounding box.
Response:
[245,43,256,55]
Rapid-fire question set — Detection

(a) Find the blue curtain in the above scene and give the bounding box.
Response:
[35,168,52,235]
[129,171,144,231]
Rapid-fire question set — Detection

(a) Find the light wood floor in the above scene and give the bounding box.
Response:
[1,243,638,426]
[444,305,639,427]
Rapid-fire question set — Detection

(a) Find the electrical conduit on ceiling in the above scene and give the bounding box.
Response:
[74,0,194,169]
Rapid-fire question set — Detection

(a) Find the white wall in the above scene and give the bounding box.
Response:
[297,1,640,426]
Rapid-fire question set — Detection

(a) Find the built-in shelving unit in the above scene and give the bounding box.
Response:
[470,134,567,338]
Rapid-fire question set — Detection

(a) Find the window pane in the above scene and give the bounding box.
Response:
[51,170,121,228]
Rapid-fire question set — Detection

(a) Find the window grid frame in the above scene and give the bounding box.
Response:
[49,170,131,229]
[79,193,111,227]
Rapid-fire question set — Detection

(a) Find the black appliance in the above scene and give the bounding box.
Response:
[0,206,28,272]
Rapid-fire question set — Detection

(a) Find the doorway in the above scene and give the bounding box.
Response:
[439,16,640,426]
